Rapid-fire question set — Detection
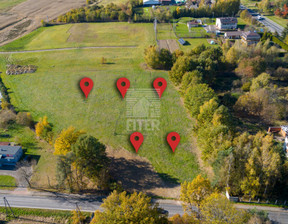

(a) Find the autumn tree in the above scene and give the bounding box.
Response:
[16,112,33,128]
[180,70,203,94]
[250,73,271,92]
[200,193,248,224]
[169,56,197,86]
[184,83,216,117]
[144,46,173,70]
[72,135,110,188]
[35,116,53,143]
[180,175,212,217]
[54,126,85,155]
[90,190,168,224]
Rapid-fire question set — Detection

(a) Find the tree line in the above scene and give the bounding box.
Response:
[144,37,288,200]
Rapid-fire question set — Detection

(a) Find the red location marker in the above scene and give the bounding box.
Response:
[167,132,180,152]
[153,78,167,98]
[80,77,93,98]
[117,78,130,99]
[130,132,144,153]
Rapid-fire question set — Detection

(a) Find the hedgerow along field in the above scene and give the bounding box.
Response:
[0,23,200,186]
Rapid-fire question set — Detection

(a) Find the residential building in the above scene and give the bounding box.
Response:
[143,0,160,5]
[268,126,288,155]
[241,31,260,45]
[0,145,23,167]
[216,17,238,30]
[161,0,172,5]
[224,31,243,39]
[187,21,198,29]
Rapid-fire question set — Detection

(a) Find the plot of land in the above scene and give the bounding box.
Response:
[0,23,200,196]
[0,23,148,51]
[158,39,180,53]
[0,0,26,12]
[0,0,85,46]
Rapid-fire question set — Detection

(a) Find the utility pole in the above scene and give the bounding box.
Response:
[3,197,16,218]
[154,17,157,42]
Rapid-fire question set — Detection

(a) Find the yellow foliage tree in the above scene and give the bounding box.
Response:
[71,209,86,224]
[200,193,248,224]
[54,126,85,155]
[35,117,44,137]
[90,190,167,224]
[180,175,212,216]
[35,116,52,144]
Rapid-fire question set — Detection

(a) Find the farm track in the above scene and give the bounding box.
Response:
[0,0,86,46]
[0,45,138,54]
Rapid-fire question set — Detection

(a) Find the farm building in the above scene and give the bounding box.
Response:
[143,0,160,5]
[0,145,23,167]
[224,31,243,39]
[241,31,260,45]
[216,17,237,30]
[187,21,199,29]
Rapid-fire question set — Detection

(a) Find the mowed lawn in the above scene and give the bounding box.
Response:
[0,23,200,183]
[0,23,152,51]
[0,175,17,190]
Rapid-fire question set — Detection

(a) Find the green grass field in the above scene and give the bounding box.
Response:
[0,175,17,190]
[0,23,150,51]
[0,23,200,185]
[0,0,26,12]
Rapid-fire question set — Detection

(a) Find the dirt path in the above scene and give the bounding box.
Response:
[0,0,86,46]
[0,46,138,54]
[106,147,181,198]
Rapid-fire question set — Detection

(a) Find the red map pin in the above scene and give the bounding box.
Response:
[153,78,167,98]
[80,77,94,98]
[167,132,180,152]
[130,132,144,153]
[117,78,130,99]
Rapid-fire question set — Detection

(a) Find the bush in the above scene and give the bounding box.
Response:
[16,112,33,127]
[0,110,16,129]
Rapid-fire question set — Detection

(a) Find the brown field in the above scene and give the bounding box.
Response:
[158,39,180,53]
[0,0,86,46]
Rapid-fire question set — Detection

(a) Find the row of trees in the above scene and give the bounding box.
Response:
[172,0,240,19]
[144,36,288,198]
[72,175,270,224]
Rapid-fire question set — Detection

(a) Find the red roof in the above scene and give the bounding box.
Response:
[0,142,11,146]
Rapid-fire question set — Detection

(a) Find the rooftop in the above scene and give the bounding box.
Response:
[217,17,238,24]
[0,146,22,155]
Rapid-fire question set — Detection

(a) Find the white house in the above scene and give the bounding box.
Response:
[216,17,238,30]
[143,0,160,5]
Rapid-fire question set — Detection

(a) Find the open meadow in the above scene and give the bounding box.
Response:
[0,23,201,194]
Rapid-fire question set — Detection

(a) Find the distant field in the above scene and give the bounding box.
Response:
[0,0,26,12]
[0,23,149,51]
[0,175,17,190]
[0,23,200,186]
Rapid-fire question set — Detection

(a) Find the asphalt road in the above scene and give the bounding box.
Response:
[242,5,284,35]
[0,194,288,223]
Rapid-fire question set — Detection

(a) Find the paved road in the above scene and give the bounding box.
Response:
[0,46,137,54]
[0,193,288,223]
[241,5,284,35]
